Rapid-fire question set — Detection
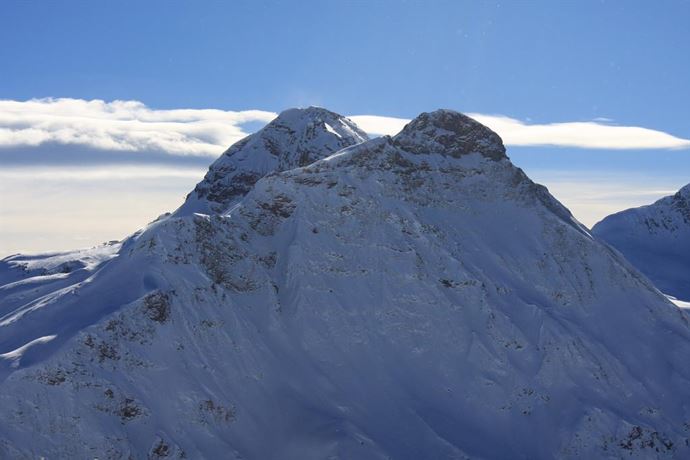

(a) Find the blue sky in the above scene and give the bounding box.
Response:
[4,0,690,126]
[1,0,690,255]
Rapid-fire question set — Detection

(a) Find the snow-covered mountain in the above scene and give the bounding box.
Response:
[176,107,368,216]
[592,184,690,302]
[1,108,690,459]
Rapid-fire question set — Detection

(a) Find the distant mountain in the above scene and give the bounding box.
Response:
[592,184,690,302]
[0,109,689,459]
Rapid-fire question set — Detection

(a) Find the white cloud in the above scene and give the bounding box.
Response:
[1,99,688,159]
[0,98,276,156]
[0,164,206,181]
[667,296,690,309]
[349,114,690,150]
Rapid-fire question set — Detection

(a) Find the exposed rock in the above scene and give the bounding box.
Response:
[143,291,172,324]
[393,109,507,160]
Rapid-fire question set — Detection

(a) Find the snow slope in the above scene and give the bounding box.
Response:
[0,109,689,459]
[0,241,121,285]
[592,184,690,302]
[0,241,122,320]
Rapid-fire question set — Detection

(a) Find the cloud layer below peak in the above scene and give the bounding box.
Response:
[0,98,276,156]
[1,98,689,156]
[349,114,690,150]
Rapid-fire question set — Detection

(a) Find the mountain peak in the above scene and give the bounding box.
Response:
[392,109,506,160]
[176,107,367,215]
[273,106,347,123]
[247,106,368,163]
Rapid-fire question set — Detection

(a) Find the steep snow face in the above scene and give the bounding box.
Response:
[592,183,690,301]
[176,107,368,216]
[1,110,690,459]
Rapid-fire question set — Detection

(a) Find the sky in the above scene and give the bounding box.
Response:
[1,0,689,256]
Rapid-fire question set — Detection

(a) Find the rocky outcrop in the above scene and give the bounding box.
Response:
[392,109,507,160]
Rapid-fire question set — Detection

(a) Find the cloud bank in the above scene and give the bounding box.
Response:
[0,164,207,181]
[0,98,276,156]
[349,114,690,150]
[1,98,689,157]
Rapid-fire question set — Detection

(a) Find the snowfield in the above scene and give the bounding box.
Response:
[0,108,689,459]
